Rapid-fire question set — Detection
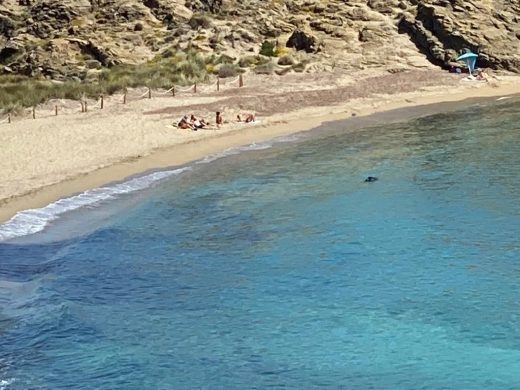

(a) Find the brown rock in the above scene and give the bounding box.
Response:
[286,30,320,53]
[397,1,520,72]
[0,0,518,80]
[0,15,16,38]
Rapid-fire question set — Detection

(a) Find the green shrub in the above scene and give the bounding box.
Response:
[213,54,235,64]
[275,66,292,76]
[292,62,306,73]
[189,13,212,30]
[238,55,259,68]
[277,55,295,66]
[256,55,272,66]
[178,60,200,79]
[0,49,213,113]
[218,63,238,78]
[254,62,275,75]
[206,63,216,74]
[274,46,289,57]
[259,40,275,57]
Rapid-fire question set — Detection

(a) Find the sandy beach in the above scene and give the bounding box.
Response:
[1,68,519,223]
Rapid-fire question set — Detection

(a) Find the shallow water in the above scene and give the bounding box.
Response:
[1,98,519,389]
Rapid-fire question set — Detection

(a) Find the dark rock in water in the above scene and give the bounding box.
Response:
[364,176,378,182]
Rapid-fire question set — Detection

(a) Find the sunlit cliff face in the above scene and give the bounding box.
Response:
[0,0,518,81]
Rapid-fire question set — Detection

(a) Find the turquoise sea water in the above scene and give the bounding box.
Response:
[1,98,519,389]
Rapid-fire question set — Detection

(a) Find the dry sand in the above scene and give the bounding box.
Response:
[0,68,519,223]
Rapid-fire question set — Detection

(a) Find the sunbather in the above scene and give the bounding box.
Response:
[190,114,207,129]
[177,115,193,130]
[476,69,489,82]
[237,113,256,123]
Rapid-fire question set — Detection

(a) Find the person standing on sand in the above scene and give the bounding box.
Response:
[216,112,223,128]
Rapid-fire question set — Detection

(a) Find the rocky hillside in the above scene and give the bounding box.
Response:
[0,0,518,81]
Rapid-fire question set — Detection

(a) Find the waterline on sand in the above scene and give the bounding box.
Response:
[0,168,190,242]
[0,134,308,242]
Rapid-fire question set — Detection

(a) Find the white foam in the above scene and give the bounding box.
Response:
[0,135,307,242]
[237,142,273,151]
[0,167,191,242]
[272,133,307,143]
[195,142,274,165]
[0,379,14,390]
[196,147,242,164]
[195,133,310,166]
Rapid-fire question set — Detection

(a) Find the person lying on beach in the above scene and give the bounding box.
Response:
[237,113,256,123]
[190,114,202,129]
[449,65,462,74]
[190,114,208,130]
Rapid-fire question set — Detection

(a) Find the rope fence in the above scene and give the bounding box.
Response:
[156,86,176,96]
[0,114,10,124]
[0,74,245,125]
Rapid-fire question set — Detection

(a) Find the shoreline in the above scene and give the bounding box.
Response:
[1,71,519,225]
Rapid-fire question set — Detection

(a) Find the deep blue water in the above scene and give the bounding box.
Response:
[1,98,520,389]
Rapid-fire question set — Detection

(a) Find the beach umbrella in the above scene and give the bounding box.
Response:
[456,52,478,75]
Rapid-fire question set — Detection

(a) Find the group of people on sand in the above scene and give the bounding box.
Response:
[177,114,210,130]
[176,111,256,130]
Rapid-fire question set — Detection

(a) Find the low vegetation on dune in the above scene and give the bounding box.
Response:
[1,0,518,113]
[0,51,212,113]
[0,45,302,114]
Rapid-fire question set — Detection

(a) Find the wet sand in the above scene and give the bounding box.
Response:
[1,68,519,223]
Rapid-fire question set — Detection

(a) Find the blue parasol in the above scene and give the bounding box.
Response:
[456,52,478,75]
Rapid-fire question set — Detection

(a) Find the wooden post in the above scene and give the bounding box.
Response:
[172,86,175,97]
[148,88,152,99]
[84,101,88,113]
[239,74,244,87]
[81,102,84,112]
[123,92,127,105]
[100,95,104,109]
[193,83,197,93]
[217,78,220,92]
[55,105,58,116]
[32,106,36,119]
[8,114,11,124]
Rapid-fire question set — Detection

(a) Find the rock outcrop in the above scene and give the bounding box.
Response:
[0,0,518,80]
[287,30,320,53]
[398,0,520,72]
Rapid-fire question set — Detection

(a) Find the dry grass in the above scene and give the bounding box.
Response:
[0,51,212,113]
